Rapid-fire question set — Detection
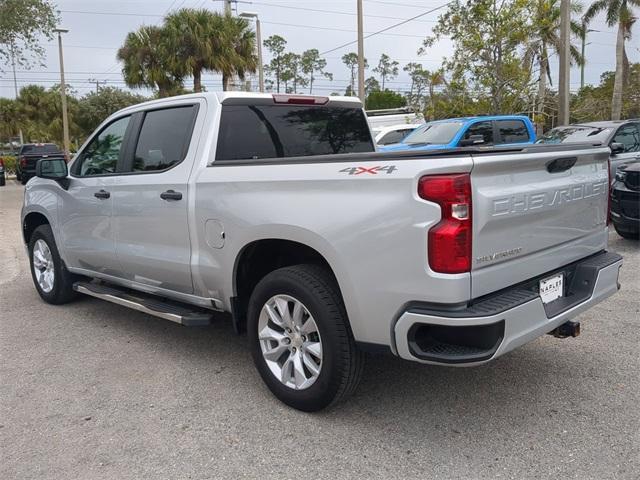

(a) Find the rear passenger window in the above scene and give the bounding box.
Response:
[497,120,529,144]
[463,121,494,145]
[132,105,197,172]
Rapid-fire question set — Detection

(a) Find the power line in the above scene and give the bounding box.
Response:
[320,2,452,55]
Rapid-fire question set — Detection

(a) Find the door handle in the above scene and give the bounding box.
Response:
[94,189,110,199]
[160,189,182,201]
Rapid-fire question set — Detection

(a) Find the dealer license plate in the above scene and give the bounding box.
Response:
[539,273,564,304]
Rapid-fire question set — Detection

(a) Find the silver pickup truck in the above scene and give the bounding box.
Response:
[22,92,622,411]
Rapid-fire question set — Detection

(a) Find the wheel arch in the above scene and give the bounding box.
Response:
[231,237,349,334]
[23,211,51,245]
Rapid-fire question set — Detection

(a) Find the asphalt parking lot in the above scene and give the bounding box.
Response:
[1,179,639,479]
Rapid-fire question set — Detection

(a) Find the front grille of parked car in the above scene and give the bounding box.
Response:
[624,171,639,191]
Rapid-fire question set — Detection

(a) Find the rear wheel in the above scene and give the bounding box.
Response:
[29,225,78,304]
[247,264,364,411]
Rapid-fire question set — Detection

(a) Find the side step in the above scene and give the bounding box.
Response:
[73,281,213,326]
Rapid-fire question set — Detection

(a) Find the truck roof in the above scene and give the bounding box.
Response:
[117,92,362,114]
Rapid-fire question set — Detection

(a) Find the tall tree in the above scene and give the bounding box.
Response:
[525,0,583,133]
[281,52,305,93]
[164,8,216,93]
[341,52,368,96]
[0,0,58,68]
[117,25,184,97]
[584,0,639,119]
[364,76,380,95]
[373,54,399,90]
[300,49,332,94]
[423,0,534,114]
[264,35,287,93]
[215,13,257,91]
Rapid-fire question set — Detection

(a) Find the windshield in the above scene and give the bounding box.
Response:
[536,126,612,144]
[403,122,463,145]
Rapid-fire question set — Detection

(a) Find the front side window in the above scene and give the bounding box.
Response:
[462,121,494,145]
[215,105,373,161]
[612,124,640,153]
[132,105,198,172]
[497,120,529,144]
[75,116,131,176]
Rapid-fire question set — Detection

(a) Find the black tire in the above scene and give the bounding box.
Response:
[28,224,78,304]
[614,224,639,240]
[20,175,28,185]
[0,174,5,186]
[248,264,364,412]
[15,170,21,182]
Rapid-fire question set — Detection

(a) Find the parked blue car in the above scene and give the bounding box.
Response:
[379,115,536,152]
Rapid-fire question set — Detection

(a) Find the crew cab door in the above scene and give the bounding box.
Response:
[111,102,202,295]
[59,114,133,275]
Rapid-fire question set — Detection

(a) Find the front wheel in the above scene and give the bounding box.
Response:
[28,224,78,304]
[247,264,364,412]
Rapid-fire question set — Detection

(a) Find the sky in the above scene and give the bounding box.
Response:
[1,0,639,99]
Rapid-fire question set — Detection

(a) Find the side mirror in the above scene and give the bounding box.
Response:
[610,142,625,155]
[36,158,69,189]
[459,134,485,147]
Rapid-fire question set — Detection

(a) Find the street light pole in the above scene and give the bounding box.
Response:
[54,28,70,155]
[9,42,24,145]
[357,0,365,102]
[240,12,264,93]
[580,25,597,90]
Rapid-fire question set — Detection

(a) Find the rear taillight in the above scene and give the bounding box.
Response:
[419,174,472,274]
[19,156,27,167]
[607,157,612,226]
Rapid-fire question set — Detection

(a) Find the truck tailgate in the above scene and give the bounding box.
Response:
[470,145,610,298]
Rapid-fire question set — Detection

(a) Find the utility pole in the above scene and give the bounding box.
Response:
[54,28,71,156]
[558,0,570,125]
[88,78,106,94]
[357,0,365,102]
[9,42,24,145]
[240,12,264,92]
[580,24,597,90]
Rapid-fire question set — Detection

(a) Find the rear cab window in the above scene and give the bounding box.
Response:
[20,144,61,155]
[215,102,374,161]
[462,121,494,145]
[496,120,530,144]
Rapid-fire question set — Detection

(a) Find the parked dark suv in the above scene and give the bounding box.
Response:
[611,161,640,240]
[16,143,65,185]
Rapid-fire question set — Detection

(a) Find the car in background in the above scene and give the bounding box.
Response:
[366,107,422,131]
[610,161,639,240]
[379,115,536,152]
[0,158,5,186]
[16,143,65,185]
[372,123,419,146]
[536,120,640,178]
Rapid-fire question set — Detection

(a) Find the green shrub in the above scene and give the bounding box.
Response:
[1,155,17,175]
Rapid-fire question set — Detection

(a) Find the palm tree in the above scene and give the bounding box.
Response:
[584,0,639,119]
[213,14,258,91]
[117,26,183,97]
[525,0,583,133]
[165,9,216,93]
